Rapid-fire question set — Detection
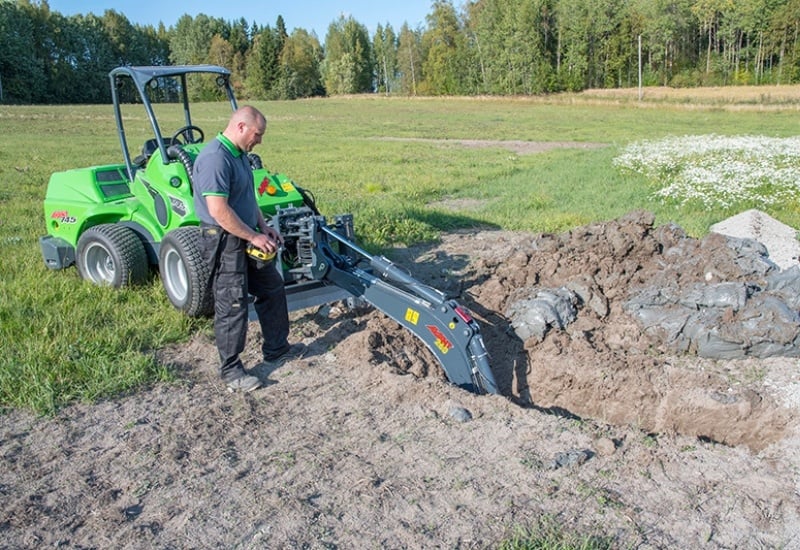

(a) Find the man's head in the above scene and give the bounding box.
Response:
[224,105,266,153]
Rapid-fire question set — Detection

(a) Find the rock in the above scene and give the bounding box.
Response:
[594,437,617,457]
[448,406,473,423]
[548,449,594,469]
[710,209,800,270]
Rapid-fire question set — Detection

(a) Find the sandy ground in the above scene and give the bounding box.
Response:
[2,210,800,549]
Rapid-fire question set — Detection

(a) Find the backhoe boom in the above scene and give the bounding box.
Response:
[271,206,499,395]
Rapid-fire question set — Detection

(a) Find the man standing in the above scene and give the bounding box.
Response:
[193,105,305,392]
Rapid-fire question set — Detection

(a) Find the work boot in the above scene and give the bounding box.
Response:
[263,342,307,367]
[226,374,261,393]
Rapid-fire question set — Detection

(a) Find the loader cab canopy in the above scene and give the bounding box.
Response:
[110,65,239,181]
[110,65,232,91]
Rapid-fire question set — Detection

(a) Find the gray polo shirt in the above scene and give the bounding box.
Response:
[193,133,259,229]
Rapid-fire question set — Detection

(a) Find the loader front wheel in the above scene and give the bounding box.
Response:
[76,224,147,288]
[159,227,213,317]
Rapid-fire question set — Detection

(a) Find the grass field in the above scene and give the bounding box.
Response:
[2,86,800,414]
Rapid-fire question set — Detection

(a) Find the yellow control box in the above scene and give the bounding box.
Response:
[246,243,276,261]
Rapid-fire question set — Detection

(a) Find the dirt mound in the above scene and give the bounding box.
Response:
[392,211,798,452]
[3,211,800,548]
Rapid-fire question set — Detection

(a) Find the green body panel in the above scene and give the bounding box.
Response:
[43,164,137,248]
[42,141,305,264]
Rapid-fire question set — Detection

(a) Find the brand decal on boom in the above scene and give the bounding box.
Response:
[426,325,453,354]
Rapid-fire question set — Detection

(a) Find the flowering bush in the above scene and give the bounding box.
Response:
[613,135,800,208]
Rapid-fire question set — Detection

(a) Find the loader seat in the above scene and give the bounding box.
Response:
[133,137,179,168]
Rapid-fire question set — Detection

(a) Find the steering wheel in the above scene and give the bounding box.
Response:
[171,125,205,144]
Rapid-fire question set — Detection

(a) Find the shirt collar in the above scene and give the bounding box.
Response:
[216,132,242,157]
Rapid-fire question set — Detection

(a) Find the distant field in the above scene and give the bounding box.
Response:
[2,88,800,413]
[578,84,800,107]
[381,84,800,108]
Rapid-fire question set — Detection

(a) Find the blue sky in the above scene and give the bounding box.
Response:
[47,0,434,38]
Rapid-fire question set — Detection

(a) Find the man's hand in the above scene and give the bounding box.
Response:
[250,230,281,255]
[262,226,284,247]
[254,215,283,253]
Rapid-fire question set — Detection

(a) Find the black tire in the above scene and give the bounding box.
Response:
[248,153,263,169]
[158,227,213,317]
[76,224,148,288]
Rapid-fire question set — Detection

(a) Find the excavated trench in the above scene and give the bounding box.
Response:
[352,211,799,452]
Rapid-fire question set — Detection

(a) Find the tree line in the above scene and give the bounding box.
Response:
[3,0,800,104]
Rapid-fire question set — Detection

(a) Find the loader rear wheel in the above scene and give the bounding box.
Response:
[76,224,147,288]
[159,227,213,317]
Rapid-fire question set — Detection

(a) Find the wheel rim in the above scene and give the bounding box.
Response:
[83,242,116,284]
[162,247,188,303]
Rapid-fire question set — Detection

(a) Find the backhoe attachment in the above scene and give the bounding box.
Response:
[270,206,499,395]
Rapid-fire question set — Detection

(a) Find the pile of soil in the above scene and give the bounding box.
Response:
[2,211,800,548]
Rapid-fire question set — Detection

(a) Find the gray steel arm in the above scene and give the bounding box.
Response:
[312,220,499,394]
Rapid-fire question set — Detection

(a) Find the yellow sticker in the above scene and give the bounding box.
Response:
[282,183,295,192]
[405,308,420,325]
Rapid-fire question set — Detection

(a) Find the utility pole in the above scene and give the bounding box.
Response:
[638,35,643,101]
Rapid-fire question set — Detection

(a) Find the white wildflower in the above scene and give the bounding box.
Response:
[613,135,800,208]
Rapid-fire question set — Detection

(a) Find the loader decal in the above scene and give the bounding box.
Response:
[50,210,76,224]
[405,308,420,325]
[258,178,278,196]
[426,325,453,354]
[169,196,187,217]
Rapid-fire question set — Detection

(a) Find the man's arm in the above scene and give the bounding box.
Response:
[205,195,280,254]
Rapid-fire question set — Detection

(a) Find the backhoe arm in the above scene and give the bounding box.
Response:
[273,207,498,395]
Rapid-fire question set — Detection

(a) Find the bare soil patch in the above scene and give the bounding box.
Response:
[2,211,800,548]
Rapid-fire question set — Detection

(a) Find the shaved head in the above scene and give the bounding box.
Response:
[230,105,266,129]
[224,105,267,152]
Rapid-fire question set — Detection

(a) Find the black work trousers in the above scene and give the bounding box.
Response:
[200,224,290,381]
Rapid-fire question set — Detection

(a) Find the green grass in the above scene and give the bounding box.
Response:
[2,92,800,416]
[498,517,614,550]
[252,96,800,238]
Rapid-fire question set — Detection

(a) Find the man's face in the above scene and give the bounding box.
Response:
[240,120,266,152]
